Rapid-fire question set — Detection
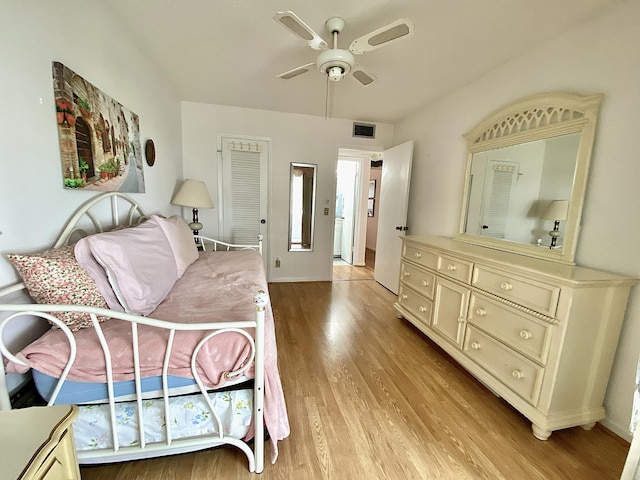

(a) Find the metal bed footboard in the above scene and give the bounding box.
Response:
[0,294,266,473]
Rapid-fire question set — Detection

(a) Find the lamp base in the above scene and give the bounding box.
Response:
[548,224,561,249]
[188,222,203,235]
[189,208,202,237]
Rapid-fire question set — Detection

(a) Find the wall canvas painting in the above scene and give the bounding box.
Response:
[53,61,145,192]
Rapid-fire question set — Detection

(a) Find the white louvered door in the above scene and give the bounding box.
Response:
[220,137,269,269]
[479,161,518,238]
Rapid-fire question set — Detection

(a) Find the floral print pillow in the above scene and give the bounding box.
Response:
[8,245,110,331]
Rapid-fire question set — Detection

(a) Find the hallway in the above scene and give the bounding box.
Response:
[332,248,375,281]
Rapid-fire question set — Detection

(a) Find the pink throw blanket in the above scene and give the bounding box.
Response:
[9,251,289,461]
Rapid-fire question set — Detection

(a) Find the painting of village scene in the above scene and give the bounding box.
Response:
[53,61,145,192]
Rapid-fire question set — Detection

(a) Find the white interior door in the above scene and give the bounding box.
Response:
[219,137,269,269]
[374,141,414,294]
[337,160,358,264]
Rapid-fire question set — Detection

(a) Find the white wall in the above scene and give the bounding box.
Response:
[0,2,183,284]
[393,1,640,438]
[181,102,393,282]
[0,1,184,390]
[367,167,382,251]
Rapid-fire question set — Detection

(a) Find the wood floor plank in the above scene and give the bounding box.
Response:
[80,278,630,479]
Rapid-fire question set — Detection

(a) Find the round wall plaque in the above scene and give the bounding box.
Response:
[145,139,156,166]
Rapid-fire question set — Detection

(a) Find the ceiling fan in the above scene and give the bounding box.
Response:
[273,11,415,87]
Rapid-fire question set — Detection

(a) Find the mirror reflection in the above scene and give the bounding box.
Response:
[289,163,317,251]
[464,132,580,248]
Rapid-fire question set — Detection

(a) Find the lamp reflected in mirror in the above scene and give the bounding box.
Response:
[541,200,569,249]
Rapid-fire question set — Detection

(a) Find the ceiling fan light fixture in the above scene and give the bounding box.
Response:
[327,66,344,81]
[316,48,354,80]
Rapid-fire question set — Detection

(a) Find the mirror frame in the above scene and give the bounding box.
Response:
[288,162,317,252]
[457,92,603,264]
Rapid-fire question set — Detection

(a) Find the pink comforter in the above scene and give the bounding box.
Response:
[10,250,289,461]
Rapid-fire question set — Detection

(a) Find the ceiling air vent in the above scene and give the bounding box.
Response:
[353,122,376,139]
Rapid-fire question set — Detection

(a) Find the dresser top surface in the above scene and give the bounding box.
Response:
[403,235,638,285]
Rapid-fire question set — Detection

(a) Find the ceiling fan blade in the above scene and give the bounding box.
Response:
[351,64,377,86]
[277,63,316,80]
[349,18,414,55]
[273,11,328,51]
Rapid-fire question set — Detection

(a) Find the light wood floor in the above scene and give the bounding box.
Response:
[80,279,630,479]
[332,248,375,281]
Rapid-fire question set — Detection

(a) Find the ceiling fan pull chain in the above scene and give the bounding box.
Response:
[325,75,332,120]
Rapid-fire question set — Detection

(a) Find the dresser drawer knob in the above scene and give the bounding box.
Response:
[511,370,525,380]
[519,330,533,340]
[419,306,428,313]
[475,308,486,317]
[414,252,422,259]
[401,293,408,300]
[470,341,481,350]
[500,282,513,291]
[403,271,410,277]
[447,264,457,271]
[421,280,429,287]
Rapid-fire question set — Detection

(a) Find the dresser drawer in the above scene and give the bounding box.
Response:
[464,326,544,405]
[400,262,436,299]
[403,244,438,269]
[472,265,560,317]
[468,293,552,364]
[398,285,433,328]
[436,254,473,284]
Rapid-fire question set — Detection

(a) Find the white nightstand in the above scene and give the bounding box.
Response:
[0,404,80,480]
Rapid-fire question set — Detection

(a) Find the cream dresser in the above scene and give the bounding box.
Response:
[1,404,80,480]
[394,235,637,440]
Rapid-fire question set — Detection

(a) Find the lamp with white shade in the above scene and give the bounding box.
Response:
[541,200,569,249]
[171,179,214,236]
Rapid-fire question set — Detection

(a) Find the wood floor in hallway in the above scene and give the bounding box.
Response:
[332,248,375,281]
[80,279,629,480]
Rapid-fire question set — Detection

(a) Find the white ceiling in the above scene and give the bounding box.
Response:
[106,0,620,124]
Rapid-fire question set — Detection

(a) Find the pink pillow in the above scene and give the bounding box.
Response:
[81,219,179,315]
[154,215,199,277]
[7,246,110,331]
[75,239,125,312]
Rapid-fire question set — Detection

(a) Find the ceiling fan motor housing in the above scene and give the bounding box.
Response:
[316,48,355,80]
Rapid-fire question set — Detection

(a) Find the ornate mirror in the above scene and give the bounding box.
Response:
[457,92,603,264]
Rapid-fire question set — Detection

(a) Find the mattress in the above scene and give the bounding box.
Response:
[33,369,199,404]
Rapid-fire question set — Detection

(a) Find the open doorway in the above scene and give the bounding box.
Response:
[332,149,382,280]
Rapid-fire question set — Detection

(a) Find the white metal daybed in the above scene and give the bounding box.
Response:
[0,192,289,473]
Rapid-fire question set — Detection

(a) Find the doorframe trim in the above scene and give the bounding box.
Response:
[217,133,272,277]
